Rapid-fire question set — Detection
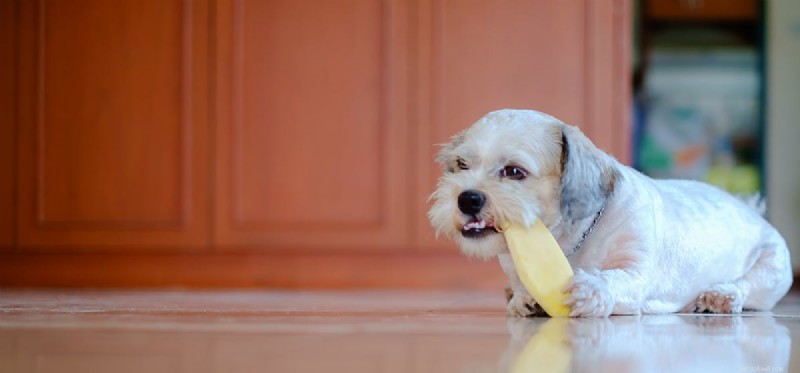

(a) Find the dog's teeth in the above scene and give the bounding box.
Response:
[463,221,489,231]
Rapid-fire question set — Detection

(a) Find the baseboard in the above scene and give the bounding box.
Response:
[0,251,506,290]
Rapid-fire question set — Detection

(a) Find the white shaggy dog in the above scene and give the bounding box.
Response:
[428,109,792,317]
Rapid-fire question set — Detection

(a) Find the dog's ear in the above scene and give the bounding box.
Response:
[559,124,617,222]
[435,130,467,171]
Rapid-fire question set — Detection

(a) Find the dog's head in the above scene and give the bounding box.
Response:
[427,109,617,259]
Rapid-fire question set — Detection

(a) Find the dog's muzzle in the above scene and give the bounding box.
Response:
[457,190,499,238]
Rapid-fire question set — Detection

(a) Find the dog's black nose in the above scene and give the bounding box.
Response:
[458,190,486,215]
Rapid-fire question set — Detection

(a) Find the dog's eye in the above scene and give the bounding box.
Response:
[455,158,469,171]
[500,165,527,180]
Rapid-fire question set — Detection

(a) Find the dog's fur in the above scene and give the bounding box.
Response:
[428,109,792,317]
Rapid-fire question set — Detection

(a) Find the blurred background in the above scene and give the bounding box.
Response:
[0,0,797,289]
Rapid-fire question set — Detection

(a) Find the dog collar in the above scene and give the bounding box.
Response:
[566,204,605,257]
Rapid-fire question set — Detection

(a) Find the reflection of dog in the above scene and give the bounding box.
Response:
[428,109,792,317]
[501,316,791,373]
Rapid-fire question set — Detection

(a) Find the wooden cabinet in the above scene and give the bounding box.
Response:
[14,0,210,248]
[0,0,630,287]
[213,0,411,249]
[0,0,13,248]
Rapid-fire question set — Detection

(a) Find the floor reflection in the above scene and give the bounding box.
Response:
[0,291,798,373]
[504,315,792,373]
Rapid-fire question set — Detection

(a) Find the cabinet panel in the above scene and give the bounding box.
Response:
[214,0,410,248]
[16,0,209,248]
[414,0,631,249]
[0,0,14,248]
[1,0,632,288]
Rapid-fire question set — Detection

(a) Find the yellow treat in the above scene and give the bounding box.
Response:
[503,219,573,317]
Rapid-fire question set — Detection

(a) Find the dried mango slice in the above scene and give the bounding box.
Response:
[503,220,573,317]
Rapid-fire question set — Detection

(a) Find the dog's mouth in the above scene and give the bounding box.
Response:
[461,218,499,239]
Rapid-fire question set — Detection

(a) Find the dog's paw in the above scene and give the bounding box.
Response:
[506,291,547,317]
[564,269,614,317]
[692,284,743,314]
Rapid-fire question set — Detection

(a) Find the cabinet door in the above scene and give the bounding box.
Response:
[414,0,631,249]
[16,0,210,248]
[0,0,14,248]
[214,0,410,249]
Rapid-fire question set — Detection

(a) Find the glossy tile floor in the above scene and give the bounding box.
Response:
[1,290,799,373]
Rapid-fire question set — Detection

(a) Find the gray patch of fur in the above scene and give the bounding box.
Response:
[559,124,616,224]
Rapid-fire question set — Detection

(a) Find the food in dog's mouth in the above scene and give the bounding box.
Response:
[461,219,499,238]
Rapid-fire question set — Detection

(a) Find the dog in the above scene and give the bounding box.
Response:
[428,109,792,317]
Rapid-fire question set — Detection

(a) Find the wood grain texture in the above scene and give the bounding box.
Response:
[0,0,15,248]
[582,0,632,162]
[2,291,799,373]
[0,252,506,290]
[0,291,511,372]
[15,0,210,248]
[214,0,410,249]
[413,0,632,250]
[1,0,633,289]
[3,327,209,373]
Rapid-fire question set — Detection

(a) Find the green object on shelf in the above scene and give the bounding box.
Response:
[640,135,672,171]
[705,164,760,194]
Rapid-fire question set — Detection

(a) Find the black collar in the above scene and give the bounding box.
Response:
[565,204,605,257]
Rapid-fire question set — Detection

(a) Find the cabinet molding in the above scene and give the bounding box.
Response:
[16,0,209,247]
[0,0,15,248]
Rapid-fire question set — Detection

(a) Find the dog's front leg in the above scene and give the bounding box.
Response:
[498,253,547,317]
[564,268,645,317]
